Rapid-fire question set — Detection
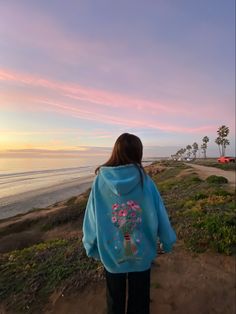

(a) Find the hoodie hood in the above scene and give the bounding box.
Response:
[99,164,141,196]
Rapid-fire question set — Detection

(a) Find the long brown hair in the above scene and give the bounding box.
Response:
[95,133,145,185]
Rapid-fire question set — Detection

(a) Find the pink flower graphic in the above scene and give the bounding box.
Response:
[112,216,117,223]
[127,200,141,211]
[127,200,135,206]
[122,209,128,216]
[112,203,119,210]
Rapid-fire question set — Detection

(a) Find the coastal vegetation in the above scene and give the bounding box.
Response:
[0,161,235,313]
[192,158,235,171]
[151,161,235,255]
[0,238,102,313]
[0,192,102,314]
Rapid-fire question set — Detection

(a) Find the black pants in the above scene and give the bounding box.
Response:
[105,269,150,314]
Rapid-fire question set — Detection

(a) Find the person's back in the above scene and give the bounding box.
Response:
[83,133,176,314]
[83,163,176,273]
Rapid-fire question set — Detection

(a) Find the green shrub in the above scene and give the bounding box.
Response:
[192,159,235,171]
[40,200,87,231]
[157,179,179,192]
[206,175,228,184]
[176,210,236,255]
[0,238,102,313]
[189,176,203,183]
[227,201,236,210]
[212,189,233,197]
[183,200,196,209]
[193,192,208,200]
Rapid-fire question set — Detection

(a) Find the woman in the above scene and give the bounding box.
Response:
[83,133,176,314]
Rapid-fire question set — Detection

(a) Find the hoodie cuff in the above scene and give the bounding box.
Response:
[84,244,100,260]
[162,242,174,253]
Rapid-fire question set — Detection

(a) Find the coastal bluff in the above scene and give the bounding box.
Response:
[0,161,235,314]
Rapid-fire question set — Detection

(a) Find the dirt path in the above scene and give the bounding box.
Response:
[187,164,235,186]
[45,243,235,314]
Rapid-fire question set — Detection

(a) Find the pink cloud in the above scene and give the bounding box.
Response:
[1,68,233,135]
[1,94,217,134]
[0,68,177,114]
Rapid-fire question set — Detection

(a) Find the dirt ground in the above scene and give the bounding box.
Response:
[45,242,235,314]
[187,164,235,187]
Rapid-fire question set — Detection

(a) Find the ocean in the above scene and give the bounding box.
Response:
[0,156,105,219]
[0,157,100,199]
[0,156,109,199]
[0,156,155,219]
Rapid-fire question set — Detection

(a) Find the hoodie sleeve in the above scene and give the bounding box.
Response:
[151,179,177,252]
[82,185,100,260]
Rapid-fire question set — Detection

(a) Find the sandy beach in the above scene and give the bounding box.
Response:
[0,175,94,220]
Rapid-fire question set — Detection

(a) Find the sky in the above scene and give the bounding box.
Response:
[0,0,235,158]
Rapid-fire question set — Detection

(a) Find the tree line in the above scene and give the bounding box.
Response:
[172,125,231,160]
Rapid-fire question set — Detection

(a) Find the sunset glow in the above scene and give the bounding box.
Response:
[0,1,235,157]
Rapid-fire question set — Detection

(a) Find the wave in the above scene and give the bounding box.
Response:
[0,165,95,179]
[0,166,95,196]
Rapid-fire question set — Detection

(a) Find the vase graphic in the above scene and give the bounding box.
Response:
[111,200,142,259]
[123,232,137,256]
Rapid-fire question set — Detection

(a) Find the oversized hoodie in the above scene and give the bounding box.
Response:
[82,164,176,273]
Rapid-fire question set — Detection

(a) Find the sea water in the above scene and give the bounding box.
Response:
[0,156,155,199]
[0,156,106,199]
[0,156,156,219]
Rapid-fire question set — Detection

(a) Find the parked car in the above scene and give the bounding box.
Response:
[217,156,235,163]
[185,157,193,162]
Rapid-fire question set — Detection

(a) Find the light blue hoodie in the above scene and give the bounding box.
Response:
[82,164,176,273]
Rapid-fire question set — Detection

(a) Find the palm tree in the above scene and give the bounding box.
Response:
[176,148,186,160]
[192,142,199,159]
[202,136,209,158]
[186,145,192,158]
[222,138,230,156]
[215,125,230,156]
[201,143,207,158]
[217,125,229,138]
[181,148,187,158]
[215,137,222,156]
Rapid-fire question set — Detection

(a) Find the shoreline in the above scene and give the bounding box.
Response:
[1,160,235,222]
[0,175,94,220]
[0,162,153,221]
